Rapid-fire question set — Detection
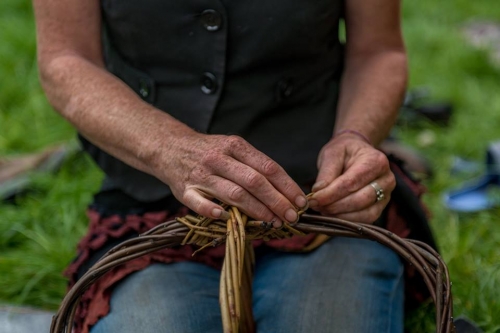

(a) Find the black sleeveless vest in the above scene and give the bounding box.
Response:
[81,0,345,201]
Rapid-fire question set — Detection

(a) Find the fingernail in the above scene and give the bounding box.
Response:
[272,219,283,229]
[312,181,326,192]
[285,208,298,223]
[212,208,230,221]
[295,195,307,208]
[308,199,318,208]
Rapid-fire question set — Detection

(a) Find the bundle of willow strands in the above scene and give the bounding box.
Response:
[50,206,455,333]
[177,206,306,333]
[221,210,257,332]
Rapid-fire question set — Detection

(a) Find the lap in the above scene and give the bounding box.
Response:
[91,238,404,333]
[90,262,223,333]
[253,237,404,333]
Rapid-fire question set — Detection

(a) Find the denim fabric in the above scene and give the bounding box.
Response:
[91,238,404,333]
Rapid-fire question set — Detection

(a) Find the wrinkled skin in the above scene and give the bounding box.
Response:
[153,132,307,227]
[310,134,396,223]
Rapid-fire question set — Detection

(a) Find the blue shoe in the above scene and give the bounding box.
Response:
[443,141,500,212]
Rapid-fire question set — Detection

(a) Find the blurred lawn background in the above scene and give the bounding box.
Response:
[0,0,499,332]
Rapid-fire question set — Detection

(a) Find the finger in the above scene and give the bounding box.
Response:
[226,136,307,209]
[189,176,284,228]
[209,176,285,227]
[312,145,345,192]
[311,154,388,206]
[208,152,300,223]
[310,181,387,215]
[331,201,389,224]
[182,187,232,220]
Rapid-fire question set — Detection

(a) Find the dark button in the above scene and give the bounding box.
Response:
[277,79,294,100]
[201,72,217,94]
[201,9,222,32]
[139,79,150,99]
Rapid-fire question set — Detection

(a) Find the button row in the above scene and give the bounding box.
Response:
[200,75,297,98]
[198,10,294,99]
[199,9,221,94]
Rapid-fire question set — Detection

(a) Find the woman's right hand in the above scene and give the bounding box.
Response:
[152,132,307,227]
[32,0,305,225]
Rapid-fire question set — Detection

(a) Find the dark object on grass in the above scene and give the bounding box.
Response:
[0,144,75,201]
[399,88,454,126]
[454,317,483,333]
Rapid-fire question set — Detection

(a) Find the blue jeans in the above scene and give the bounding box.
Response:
[91,238,404,333]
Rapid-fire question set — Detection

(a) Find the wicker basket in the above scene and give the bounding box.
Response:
[50,207,455,333]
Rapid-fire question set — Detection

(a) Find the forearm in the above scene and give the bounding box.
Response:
[33,0,307,224]
[39,53,195,176]
[335,49,408,146]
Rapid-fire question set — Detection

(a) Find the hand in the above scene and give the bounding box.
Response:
[308,133,395,223]
[152,132,307,226]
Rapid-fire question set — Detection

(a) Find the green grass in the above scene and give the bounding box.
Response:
[402,2,500,331]
[0,0,103,308]
[0,0,499,332]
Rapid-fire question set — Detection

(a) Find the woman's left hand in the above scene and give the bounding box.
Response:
[308,133,395,223]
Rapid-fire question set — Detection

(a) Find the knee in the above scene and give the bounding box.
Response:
[327,238,403,274]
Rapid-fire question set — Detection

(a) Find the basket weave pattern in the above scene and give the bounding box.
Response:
[50,205,455,333]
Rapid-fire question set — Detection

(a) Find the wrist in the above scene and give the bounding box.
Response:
[138,116,199,174]
[334,129,372,146]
